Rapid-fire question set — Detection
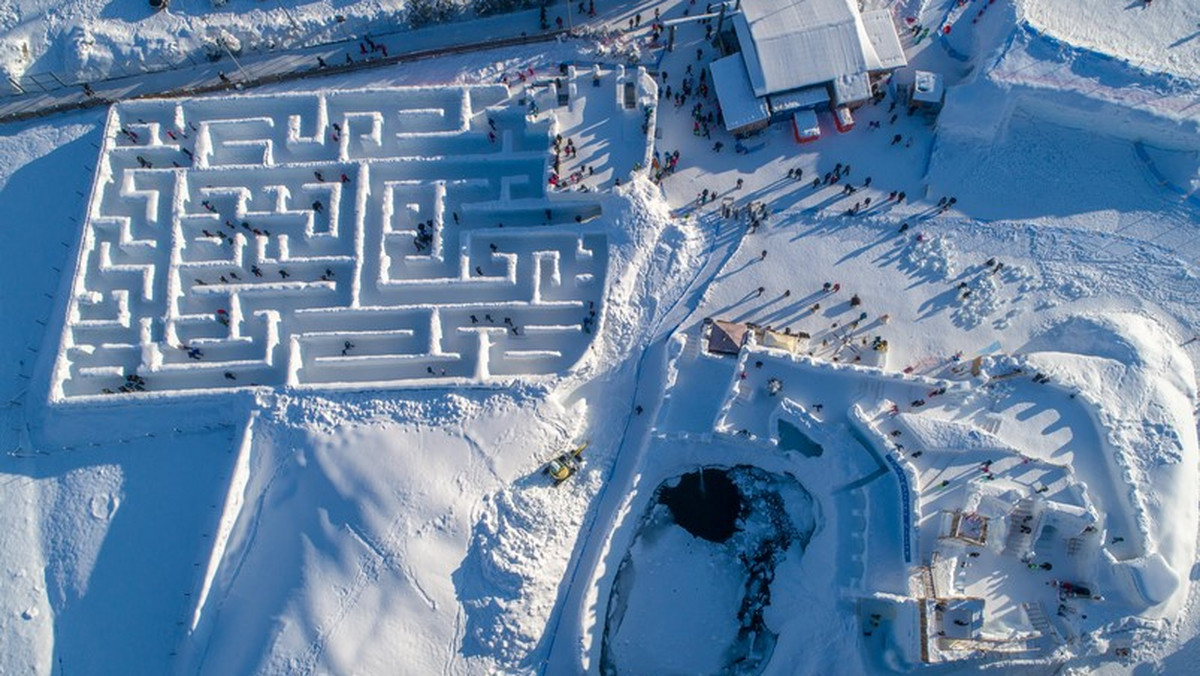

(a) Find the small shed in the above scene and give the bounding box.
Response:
[711,53,770,135]
[793,110,821,143]
[707,320,751,355]
[938,597,984,640]
[833,106,855,132]
[911,70,945,110]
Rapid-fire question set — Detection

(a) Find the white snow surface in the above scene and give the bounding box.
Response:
[2,0,1200,674]
[1020,0,1200,82]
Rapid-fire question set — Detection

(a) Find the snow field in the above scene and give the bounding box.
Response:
[1019,0,1200,82]
[53,84,610,400]
[0,425,241,674]
[1,0,1199,673]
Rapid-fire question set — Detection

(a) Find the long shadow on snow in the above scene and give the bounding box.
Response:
[2,429,237,674]
[0,121,103,402]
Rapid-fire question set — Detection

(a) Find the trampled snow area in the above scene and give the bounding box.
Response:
[2,0,1200,674]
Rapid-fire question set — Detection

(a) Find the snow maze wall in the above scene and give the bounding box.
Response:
[52,86,607,400]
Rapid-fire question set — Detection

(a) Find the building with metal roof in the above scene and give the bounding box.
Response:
[713,0,908,134]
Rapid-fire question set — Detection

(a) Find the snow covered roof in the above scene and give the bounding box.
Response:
[861,10,908,71]
[940,597,984,639]
[768,86,830,114]
[761,329,806,353]
[710,53,771,133]
[793,110,821,140]
[912,70,945,104]
[832,72,871,106]
[732,0,907,98]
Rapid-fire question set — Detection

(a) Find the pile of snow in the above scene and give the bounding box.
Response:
[458,472,599,667]
[179,392,589,674]
[900,233,957,280]
[933,0,1200,155]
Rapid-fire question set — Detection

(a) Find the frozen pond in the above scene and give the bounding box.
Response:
[776,419,824,458]
[601,465,816,675]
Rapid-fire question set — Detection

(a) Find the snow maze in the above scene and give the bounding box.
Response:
[53,86,607,400]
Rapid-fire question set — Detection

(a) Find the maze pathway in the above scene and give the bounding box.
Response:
[54,86,607,400]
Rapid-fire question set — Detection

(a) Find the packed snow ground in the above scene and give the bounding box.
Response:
[1,0,1200,674]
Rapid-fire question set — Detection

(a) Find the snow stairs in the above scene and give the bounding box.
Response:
[682,325,705,362]
[858,378,885,403]
[1003,500,1037,557]
[1022,601,1065,647]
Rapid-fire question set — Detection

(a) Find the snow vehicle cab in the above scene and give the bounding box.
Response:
[545,442,588,484]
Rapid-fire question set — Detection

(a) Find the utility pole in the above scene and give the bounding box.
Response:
[275,0,302,34]
[219,39,252,84]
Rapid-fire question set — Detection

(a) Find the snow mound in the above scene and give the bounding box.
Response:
[899,234,957,280]
[0,1,411,91]
[457,476,596,669]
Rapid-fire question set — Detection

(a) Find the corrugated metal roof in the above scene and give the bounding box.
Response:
[710,53,771,132]
[733,0,906,98]
[768,85,831,113]
[862,9,909,71]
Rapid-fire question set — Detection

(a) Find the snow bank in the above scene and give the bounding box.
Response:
[0,1,413,90]
[1019,0,1200,82]
[179,390,592,674]
[935,11,1200,155]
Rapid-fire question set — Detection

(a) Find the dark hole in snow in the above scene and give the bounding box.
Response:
[776,419,824,457]
[660,468,743,543]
